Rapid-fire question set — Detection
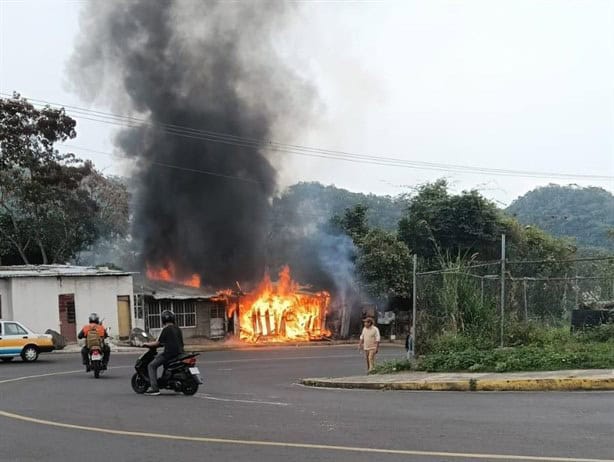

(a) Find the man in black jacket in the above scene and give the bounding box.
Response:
[143,310,184,396]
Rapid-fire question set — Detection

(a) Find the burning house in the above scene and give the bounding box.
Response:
[139,264,332,343]
[234,266,330,343]
[134,275,227,340]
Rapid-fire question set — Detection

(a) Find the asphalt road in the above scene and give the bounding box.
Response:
[0,345,613,462]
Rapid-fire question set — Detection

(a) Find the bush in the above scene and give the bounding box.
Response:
[424,332,495,353]
[414,342,614,373]
[372,324,614,374]
[576,323,614,342]
[370,359,414,374]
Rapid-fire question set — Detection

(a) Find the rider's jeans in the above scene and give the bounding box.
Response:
[147,353,168,391]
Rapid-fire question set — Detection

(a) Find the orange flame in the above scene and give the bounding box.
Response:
[238,266,330,343]
[146,262,201,288]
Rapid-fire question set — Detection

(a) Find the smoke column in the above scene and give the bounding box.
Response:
[69,0,312,286]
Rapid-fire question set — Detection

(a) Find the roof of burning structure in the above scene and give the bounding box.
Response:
[133,275,221,300]
[0,265,133,279]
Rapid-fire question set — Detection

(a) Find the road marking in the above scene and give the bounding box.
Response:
[0,369,86,384]
[0,410,612,462]
[194,393,289,406]
[0,366,132,385]
[2,367,612,462]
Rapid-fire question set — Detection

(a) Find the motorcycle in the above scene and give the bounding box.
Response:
[84,326,109,379]
[88,345,105,379]
[131,347,203,396]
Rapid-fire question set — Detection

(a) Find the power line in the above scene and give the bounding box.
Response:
[3,92,613,182]
[61,145,264,185]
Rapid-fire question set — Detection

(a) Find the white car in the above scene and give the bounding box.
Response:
[0,320,55,362]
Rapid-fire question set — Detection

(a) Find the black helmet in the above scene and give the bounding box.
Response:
[89,313,100,324]
[161,310,175,324]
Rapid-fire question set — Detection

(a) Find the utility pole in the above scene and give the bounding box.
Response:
[500,234,506,348]
[411,254,417,357]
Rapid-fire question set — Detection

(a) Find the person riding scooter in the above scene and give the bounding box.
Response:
[78,313,110,371]
[142,309,184,396]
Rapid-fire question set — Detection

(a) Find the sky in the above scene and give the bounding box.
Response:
[1,0,613,206]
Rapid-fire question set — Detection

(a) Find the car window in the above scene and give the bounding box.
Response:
[4,323,28,336]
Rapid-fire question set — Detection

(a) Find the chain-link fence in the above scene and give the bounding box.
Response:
[412,256,614,353]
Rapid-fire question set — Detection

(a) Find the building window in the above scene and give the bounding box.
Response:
[210,303,225,319]
[145,300,196,329]
[146,302,161,329]
[133,294,144,320]
[174,300,196,328]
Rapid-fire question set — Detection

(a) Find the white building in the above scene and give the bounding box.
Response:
[0,265,134,342]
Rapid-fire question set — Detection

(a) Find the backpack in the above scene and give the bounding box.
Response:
[86,326,102,349]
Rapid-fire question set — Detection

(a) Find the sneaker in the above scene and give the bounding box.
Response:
[144,388,160,396]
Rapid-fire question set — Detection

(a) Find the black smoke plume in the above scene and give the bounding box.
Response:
[69,1,312,287]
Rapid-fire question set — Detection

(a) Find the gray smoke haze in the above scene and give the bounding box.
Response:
[69,0,313,286]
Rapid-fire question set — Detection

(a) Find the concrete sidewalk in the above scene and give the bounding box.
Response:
[301,369,614,391]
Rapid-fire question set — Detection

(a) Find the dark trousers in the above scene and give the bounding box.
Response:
[147,353,168,391]
[81,345,110,365]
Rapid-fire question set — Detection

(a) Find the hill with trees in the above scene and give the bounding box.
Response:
[272,182,404,230]
[506,184,614,251]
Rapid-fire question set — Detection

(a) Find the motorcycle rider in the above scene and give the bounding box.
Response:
[143,309,184,396]
[77,313,110,371]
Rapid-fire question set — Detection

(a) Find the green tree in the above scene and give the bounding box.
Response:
[0,94,127,265]
[356,229,412,299]
[331,204,370,242]
[398,180,504,262]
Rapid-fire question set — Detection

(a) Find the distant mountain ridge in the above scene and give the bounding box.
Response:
[506,184,614,251]
[274,182,404,230]
[277,183,614,252]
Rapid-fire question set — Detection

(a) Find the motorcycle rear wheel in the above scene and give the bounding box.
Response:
[182,379,199,396]
[131,373,149,394]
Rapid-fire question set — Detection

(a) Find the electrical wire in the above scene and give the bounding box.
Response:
[3,93,613,182]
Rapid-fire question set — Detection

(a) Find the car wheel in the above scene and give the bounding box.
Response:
[21,345,39,362]
[1,357,14,362]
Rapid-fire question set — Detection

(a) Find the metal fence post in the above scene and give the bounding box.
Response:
[574,273,579,308]
[411,254,417,358]
[500,234,506,348]
[523,278,528,321]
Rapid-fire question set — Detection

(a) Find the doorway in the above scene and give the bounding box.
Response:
[58,294,77,342]
[117,296,131,340]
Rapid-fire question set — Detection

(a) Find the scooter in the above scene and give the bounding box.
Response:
[131,347,203,396]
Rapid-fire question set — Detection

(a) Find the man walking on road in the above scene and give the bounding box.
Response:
[359,316,380,373]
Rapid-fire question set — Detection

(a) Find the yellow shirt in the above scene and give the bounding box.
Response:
[360,326,381,350]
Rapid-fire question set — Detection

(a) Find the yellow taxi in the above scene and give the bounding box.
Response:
[0,320,55,362]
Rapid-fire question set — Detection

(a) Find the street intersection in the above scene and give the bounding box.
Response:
[1,346,613,462]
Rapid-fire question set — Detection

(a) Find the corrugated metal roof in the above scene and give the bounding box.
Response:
[0,265,133,278]
[133,275,220,300]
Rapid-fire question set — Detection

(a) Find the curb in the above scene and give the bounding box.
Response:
[300,376,614,392]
